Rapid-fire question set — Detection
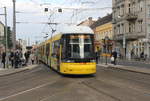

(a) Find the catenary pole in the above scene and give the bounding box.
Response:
[12,0,16,49]
[4,7,8,68]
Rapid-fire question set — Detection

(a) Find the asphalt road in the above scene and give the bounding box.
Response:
[0,64,150,101]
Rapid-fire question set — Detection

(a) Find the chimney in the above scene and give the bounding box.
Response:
[88,17,92,21]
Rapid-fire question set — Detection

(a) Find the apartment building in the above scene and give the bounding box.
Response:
[0,21,4,53]
[90,14,113,52]
[112,0,150,59]
[77,17,96,26]
[0,21,4,42]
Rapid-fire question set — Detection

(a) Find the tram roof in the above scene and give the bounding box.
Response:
[53,25,94,36]
[38,25,94,45]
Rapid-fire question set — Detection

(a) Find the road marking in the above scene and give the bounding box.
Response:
[0,79,58,101]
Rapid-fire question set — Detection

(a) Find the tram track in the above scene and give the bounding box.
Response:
[97,66,150,85]
[0,64,150,101]
[0,66,48,87]
[0,65,61,99]
[82,81,121,101]
[81,78,150,101]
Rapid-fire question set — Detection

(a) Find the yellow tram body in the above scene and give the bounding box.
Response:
[60,62,96,74]
[38,26,96,75]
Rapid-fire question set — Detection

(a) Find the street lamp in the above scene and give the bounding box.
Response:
[12,0,16,49]
[44,33,48,40]
[104,36,109,65]
[18,38,21,50]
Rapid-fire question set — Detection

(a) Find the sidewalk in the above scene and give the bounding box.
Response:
[0,65,38,77]
[97,63,150,75]
[118,59,150,65]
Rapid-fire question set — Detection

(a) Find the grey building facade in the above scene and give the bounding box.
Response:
[0,21,4,53]
[0,21,4,42]
[112,0,150,59]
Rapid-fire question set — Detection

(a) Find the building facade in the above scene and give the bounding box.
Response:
[91,14,113,53]
[0,21,5,53]
[0,21,4,43]
[77,17,96,26]
[112,0,150,59]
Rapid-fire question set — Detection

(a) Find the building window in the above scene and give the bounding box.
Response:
[110,30,112,34]
[148,5,150,17]
[129,3,131,13]
[121,24,124,34]
[113,11,116,18]
[147,24,150,33]
[140,0,143,11]
[129,23,135,33]
[133,23,135,32]
[114,27,116,35]
[132,3,135,14]
[118,25,120,34]
[99,33,101,39]
[96,34,99,40]
[118,7,120,16]
[139,20,143,32]
[129,23,131,33]
[121,5,124,16]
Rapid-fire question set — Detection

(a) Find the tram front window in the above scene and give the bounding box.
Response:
[63,34,95,61]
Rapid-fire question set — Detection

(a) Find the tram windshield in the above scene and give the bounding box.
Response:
[62,34,95,60]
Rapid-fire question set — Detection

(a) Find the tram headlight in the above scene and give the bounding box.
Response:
[90,59,96,62]
[66,60,75,63]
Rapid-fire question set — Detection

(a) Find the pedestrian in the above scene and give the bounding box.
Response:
[30,52,35,64]
[35,49,39,64]
[140,52,144,60]
[110,55,114,64]
[9,50,14,67]
[131,50,134,59]
[14,50,21,68]
[97,50,101,63]
[111,50,117,65]
[95,51,99,64]
[1,51,6,68]
[24,51,30,65]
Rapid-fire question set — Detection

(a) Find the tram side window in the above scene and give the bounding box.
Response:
[51,40,60,58]
[46,43,50,56]
[84,44,92,57]
[64,35,71,59]
[43,45,45,56]
[40,47,42,55]
[61,37,67,59]
[41,46,43,55]
[42,46,43,55]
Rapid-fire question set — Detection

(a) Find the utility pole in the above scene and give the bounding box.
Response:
[12,0,16,49]
[4,7,8,68]
[0,7,8,68]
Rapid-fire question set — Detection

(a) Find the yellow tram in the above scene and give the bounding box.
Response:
[38,25,96,75]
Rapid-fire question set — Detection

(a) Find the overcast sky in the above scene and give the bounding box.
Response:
[0,0,112,45]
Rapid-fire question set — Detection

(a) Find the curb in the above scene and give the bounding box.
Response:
[97,64,150,75]
[0,65,38,77]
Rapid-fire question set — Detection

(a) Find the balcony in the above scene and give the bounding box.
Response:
[115,0,125,5]
[125,13,138,21]
[114,32,145,41]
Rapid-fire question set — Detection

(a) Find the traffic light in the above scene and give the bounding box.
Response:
[44,8,48,12]
[58,8,62,12]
